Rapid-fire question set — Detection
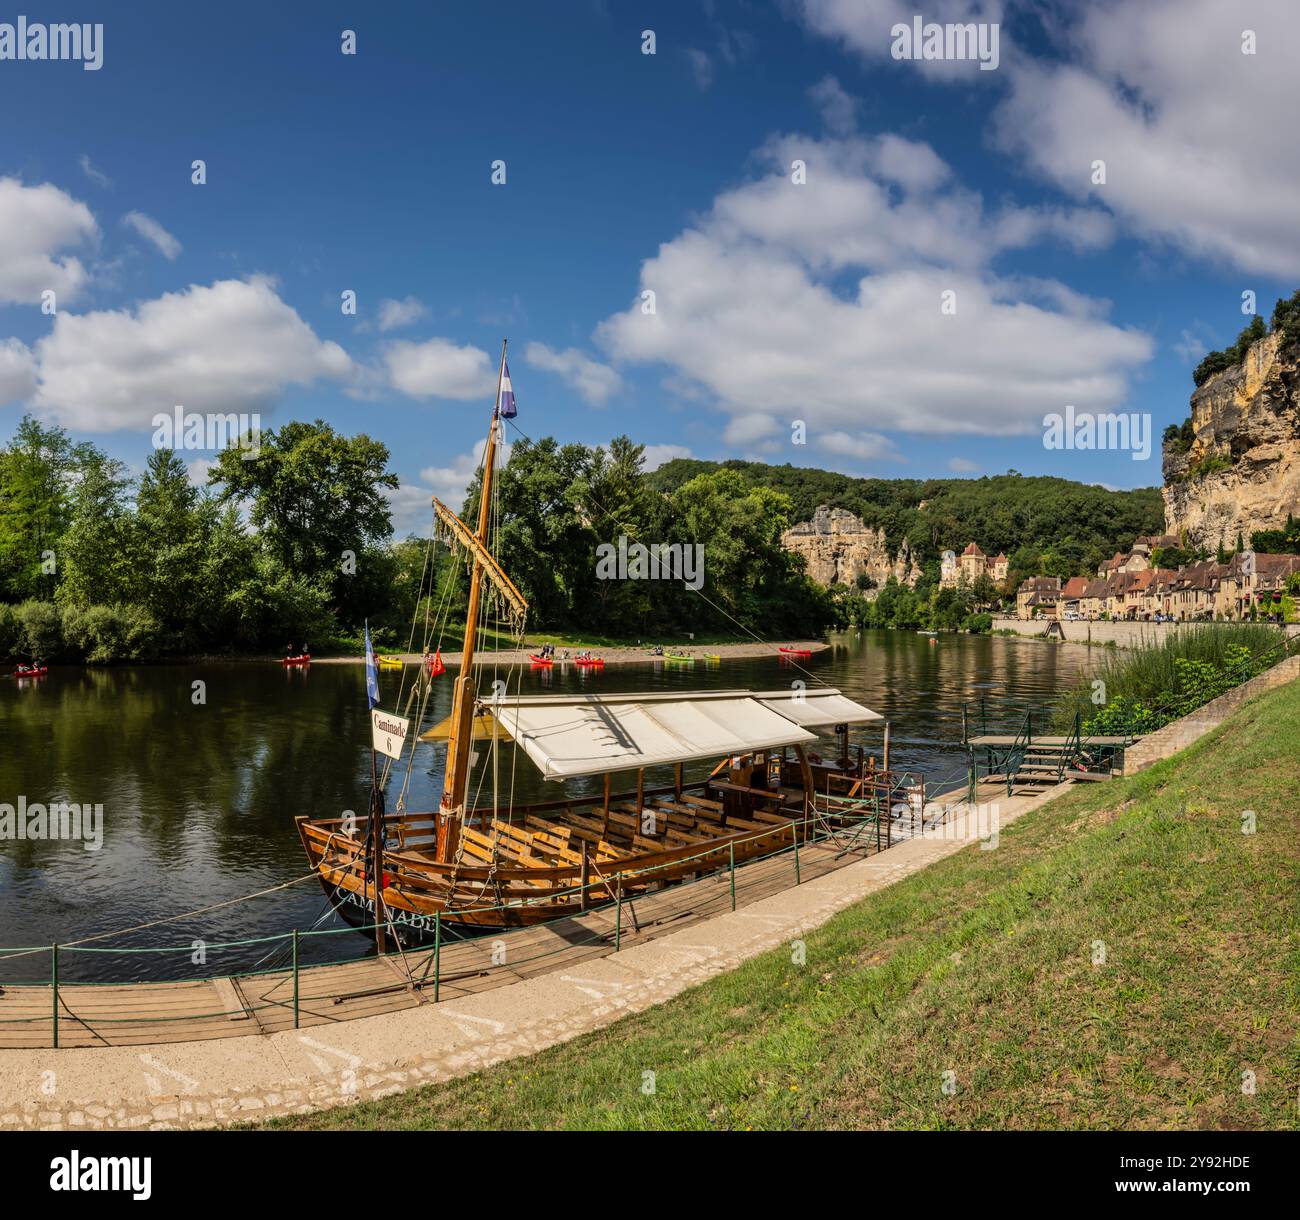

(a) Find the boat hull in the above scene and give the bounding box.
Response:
[297,778,815,935]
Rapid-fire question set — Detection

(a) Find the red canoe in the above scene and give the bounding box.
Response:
[778,646,812,657]
[15,665,48,677]
[282,654,311,665]
[574,657,605,667]
[529,655,554,666]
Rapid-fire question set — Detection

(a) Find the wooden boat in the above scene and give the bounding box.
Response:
[282,654,311,665]
[296,342,885,939]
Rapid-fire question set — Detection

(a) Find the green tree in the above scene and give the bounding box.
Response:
[56,455,138,607]
[207,421,398,627]
[0,416,103,601]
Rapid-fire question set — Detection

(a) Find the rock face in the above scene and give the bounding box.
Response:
[1163,331,1300,550]
[781,506,920,590]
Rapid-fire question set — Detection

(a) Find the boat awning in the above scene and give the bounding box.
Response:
[754,689,884,728]
[429,687,880,781]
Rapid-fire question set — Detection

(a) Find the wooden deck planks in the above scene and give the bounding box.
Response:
[0,830,890,1050]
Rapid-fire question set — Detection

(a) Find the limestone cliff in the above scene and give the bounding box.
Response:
[781,506,920,590]
[1163,331,1300,550]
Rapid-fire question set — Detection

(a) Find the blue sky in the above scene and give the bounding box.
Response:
[2,0,1298,532]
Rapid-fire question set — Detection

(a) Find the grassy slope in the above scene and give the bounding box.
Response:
[273,680,1300,1131]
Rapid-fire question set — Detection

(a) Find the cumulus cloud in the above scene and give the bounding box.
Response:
[123,210,182,260]
[384,337,496,401]
[994,0,1300,275]
[701,133,1110,277]
[387,436,513,535]
[808,75,858,136]
[523,341,622,406]
[0,177,98,305]
[0,338,37,406]
[817,430,900,463]
[641,443,692,471]
[377,295,430,332]
[31,277,353,431]
[596,131,1148,441]
[796,0,1006,79]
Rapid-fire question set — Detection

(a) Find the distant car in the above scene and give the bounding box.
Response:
[1063,611,1080,620]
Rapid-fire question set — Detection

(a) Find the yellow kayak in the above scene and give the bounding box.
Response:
[378,655,404,668]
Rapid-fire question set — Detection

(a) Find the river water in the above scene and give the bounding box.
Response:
[0,630,1097,982]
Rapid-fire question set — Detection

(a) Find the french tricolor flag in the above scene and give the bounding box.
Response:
[497,360,517,418]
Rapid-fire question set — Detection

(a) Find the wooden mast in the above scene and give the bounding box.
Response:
[436,339,507,863]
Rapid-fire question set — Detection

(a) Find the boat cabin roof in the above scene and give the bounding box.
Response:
[423,687,881,781]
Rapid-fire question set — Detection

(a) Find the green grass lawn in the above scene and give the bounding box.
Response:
[269,678,1300,1131]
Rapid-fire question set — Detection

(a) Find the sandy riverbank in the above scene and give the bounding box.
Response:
[311,640,830,666]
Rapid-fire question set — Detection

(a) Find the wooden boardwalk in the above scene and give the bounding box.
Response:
[0,812,915,1050]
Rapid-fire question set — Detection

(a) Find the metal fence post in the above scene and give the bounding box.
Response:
[292,930,300,1028]
[729,842,736,911]
[51,943,58,1049]
[615,877,622,951]
[794,833,801,885]
[433,912,442,1002]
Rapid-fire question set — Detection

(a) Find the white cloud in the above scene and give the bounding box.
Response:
[0,338,37,406]
[641,443,692,471]
[818,430,899,463]
[723,413,781,447]
[388,436,513,536]
[1173,329,1208,364]
[78,154,112,189]
[31,277,353,431]
[0,177,98,305]
[185,456,216,488]
[384,337,495,400]
[596,131,1149,441]
[123,210,182,260]
[685,48,713,90]
[700,133,1110,277]
[795,0,1006,79]
[523,341,622,406]
[948,456,979,472]
[377,295,430,332]
[808,75,858,136]
[994,0,1300,275]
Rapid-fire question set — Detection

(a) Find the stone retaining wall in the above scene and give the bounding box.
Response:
[1122,655,1300,774]
[991,617,1300,649]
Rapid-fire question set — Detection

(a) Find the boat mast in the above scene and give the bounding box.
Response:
[435,338,507,862]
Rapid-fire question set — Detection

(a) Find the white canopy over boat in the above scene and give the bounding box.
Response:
[469,687,880,781]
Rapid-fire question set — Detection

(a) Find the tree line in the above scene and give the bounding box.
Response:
[647,458,1164,589]
[1,414,1172,664]
[0,416,399,661]
[0,419,833,662]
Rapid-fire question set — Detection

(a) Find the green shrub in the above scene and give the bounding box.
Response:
[1061,624,1282,733]
[59,604,160,663]
[0,603,19,659]
[962,612,993,634]
[12,600,63,660]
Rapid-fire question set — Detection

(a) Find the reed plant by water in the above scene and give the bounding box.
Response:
[1056,622,1286,734]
